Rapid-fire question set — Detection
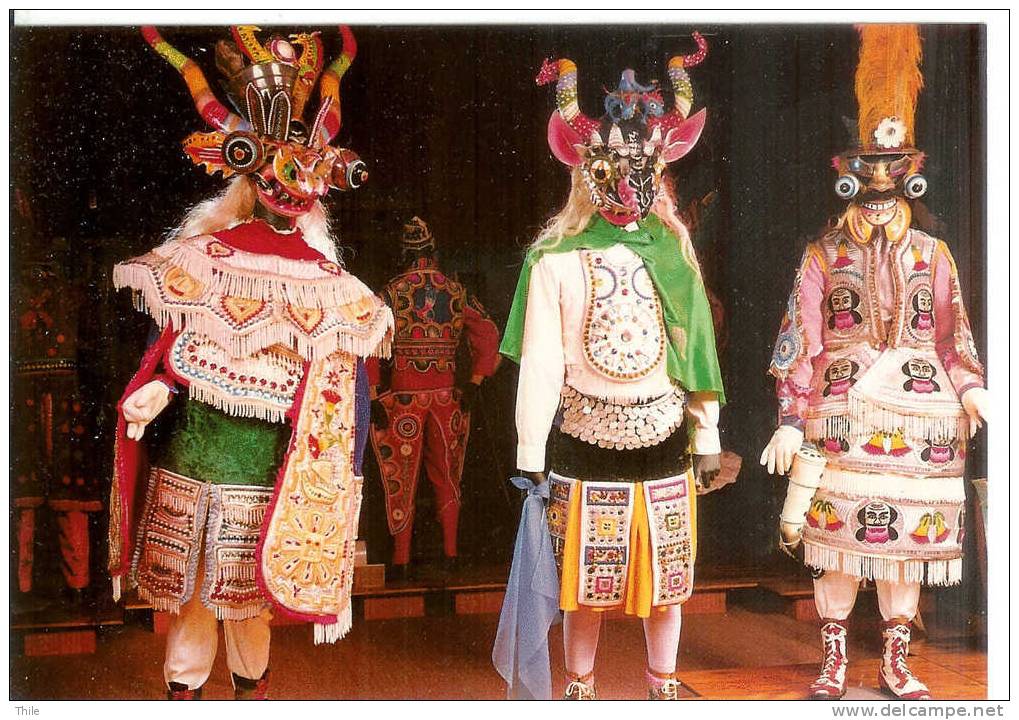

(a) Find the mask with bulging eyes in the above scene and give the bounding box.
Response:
[536,32,709,226]
[143,24,368,222]
[577,120,669,222]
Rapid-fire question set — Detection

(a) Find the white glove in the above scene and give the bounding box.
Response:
[961,387,989,438]
[759,425,804,476]
[122,380,173,440]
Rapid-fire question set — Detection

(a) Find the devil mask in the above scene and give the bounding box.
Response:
[537,32,708,226]
[831,26,927,239]
[143,25,368,219]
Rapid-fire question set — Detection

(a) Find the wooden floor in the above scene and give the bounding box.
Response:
[10,591,986,701]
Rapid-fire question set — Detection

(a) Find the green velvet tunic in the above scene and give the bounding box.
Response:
[159,397,290,487]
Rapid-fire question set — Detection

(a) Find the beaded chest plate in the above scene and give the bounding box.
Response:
[581,249,666,381]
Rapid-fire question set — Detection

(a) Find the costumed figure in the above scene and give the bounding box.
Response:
[761,25,988,701]
[108,25,391,699]
[499,33,725,700]
[367,217,501,578]
[13,259,103,602]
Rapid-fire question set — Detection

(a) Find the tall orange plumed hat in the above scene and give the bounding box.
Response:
[851,24,924,155]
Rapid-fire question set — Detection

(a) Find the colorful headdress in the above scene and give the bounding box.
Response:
[537,33,708,224]
[401,216,436,253]
[853,24,924,154]
[142,25,367,199]
[832,24,928,204]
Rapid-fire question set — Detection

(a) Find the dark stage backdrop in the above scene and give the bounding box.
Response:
[10,24,986,599]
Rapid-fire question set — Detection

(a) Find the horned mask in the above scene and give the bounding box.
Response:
[143,25,368,218]
[537,32,708,226]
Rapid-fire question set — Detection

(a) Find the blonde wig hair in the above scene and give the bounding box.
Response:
[169,177,342,263]
[534,168,702,276]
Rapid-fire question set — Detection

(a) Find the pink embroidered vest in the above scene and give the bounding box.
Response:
[803,228,968,477]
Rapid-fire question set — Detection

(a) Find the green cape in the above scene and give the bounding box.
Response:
[499,214,725,404]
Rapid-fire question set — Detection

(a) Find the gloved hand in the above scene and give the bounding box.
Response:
[458,382,480,413]
[961,387,989,438]
[693,453,721,492]
[759,425,805,476]
[778,522,805,561]
[122,380,173,440]
[370,398,389,430]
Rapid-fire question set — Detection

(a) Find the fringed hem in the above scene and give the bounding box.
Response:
[137,588,183,614]
[821,468,965,503]
[805,414,852,442]
[113,260,393,360]
[188,383,289,424]
[849,395,967,442]
[212,604,269,621]
[804,542,963,586]
[133,238,376,307]
[314,603,352,645]
[117,274,393,362]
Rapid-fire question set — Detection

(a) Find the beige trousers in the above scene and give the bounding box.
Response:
[813,570,921,622]
[163,548,272,690]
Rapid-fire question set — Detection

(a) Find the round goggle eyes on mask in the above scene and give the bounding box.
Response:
[222,131,264,174]
[330,151,368,192]
[834,174,861,199]
[903,174,927,199]
[589,158,614,185]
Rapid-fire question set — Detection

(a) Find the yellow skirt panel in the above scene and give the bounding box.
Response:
[558,471,696,618]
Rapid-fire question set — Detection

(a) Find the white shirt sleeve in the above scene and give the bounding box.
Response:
[515,256,566,471]
[685,391,721,455]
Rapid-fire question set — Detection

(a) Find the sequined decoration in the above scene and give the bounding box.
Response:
[132,468,209,612]
[559,384,686,450]
[581,250,666,381]
[578,482,635,606]
[644,474,694,604]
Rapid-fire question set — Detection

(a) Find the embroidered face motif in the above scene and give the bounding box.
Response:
[901,358,940,393]
[826,287,862,331]
[910,288,934,332]
[920,437,955,465]
[822,358,859,397]
[856,501,899,544]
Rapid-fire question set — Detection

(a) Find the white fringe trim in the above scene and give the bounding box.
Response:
[114,260,395,362]
[804,542,963,587]
[806,406,967,444]
[213,603,266,621]
[146,237,374,307]
[137,587,183,614]
[847,395,968,442]
[805,414,852,442]
[188,382,289,424]
[821,468,965,503]
[314,602,353,645]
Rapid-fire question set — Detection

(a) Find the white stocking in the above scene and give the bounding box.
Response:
[813,571,861,621]
[563,607,602,678]
[642,604,683,674]
[876,579,921,622]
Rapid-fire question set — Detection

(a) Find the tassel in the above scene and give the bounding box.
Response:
[313,603,352,645]
[112,575,122,602]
